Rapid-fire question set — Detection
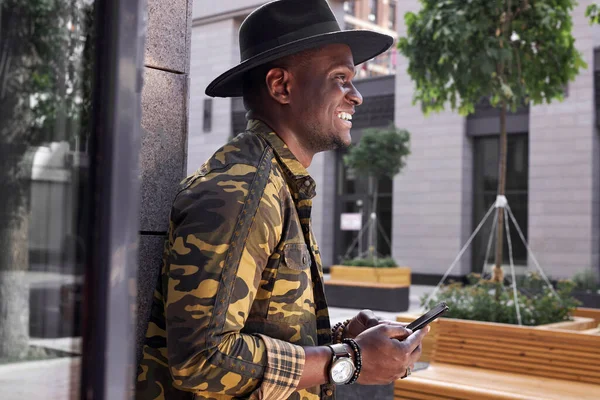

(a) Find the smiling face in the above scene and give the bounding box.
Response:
[286,44,363,153]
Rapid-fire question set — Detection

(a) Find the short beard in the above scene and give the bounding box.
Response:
[305,125,350,153]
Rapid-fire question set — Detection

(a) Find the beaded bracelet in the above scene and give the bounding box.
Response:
[331,319,351,344]
[342,338,362,385]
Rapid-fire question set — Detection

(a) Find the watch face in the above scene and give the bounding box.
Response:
[331,358,355,384]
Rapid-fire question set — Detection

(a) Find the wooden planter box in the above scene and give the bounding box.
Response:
[325,266,411,312]
[574,307,600,326]
[325,281,409,312]
[330,265,411,285]
[396,307,600,363]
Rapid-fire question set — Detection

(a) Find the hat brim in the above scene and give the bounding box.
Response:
[205,30,394,98]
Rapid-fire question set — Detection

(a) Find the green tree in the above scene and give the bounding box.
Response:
[0,0,93,359]
[586,4,600,24]
[343,123,410,258]
[398,0,585,283]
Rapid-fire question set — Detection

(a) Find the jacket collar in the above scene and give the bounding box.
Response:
[246,119,316,200]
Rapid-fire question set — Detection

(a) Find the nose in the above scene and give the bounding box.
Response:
[346,82,363,106]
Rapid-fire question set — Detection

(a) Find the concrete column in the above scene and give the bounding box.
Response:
[393,0,472,279]
[528,0,599,279]
[136,0,193,358]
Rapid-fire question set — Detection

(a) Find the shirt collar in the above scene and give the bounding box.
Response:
[246,119,316,200]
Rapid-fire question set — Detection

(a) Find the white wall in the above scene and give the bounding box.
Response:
[393,0,472,276]
[187,19,239,173]
[528,0,599,278]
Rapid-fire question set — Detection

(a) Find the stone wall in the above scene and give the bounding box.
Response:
[136,0,193,362]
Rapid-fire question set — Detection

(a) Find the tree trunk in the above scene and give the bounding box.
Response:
[493,102,507,283]
[0,200,30,359]
[368,177,379,259]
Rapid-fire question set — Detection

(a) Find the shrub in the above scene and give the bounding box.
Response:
[571,269,600,293]
[422,273,581,326]
[341,257,398,268]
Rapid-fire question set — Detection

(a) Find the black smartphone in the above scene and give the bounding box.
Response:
[406,302,449,331]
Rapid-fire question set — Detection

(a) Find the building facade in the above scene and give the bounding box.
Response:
[188,0,600,281]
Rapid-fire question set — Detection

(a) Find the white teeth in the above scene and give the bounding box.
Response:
[338,112,352,121]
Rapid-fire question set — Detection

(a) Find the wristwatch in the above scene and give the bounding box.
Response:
[327,343,356,385]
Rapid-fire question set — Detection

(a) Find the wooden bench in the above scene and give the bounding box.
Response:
[394,317,600,399]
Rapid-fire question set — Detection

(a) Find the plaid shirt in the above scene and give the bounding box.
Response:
[136,120,334,400]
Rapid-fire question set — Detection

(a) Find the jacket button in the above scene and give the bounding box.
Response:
[304,180,311,187]
[325,389,333,396]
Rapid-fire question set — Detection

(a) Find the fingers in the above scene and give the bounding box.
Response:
[402,326,430,352]
[372,322,413,340]
[358,309,380,329]
[409,344,422,365]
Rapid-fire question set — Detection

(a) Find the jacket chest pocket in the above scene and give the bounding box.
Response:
[267,243,315,324]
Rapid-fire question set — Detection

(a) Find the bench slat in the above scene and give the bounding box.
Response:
[437,327,600,356]
[394,387,459,400]
[434,353,600,383]
[395,364,600,400]
[435,336,600,362]
[439,320,600,345]
[433,340,600,370]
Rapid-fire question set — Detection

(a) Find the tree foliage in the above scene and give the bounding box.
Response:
[0,0,93,219]
[586,4,600,24]
[397,0,586,115]
[343,123,411,181]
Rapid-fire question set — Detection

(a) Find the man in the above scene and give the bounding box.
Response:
[136,1,428,399]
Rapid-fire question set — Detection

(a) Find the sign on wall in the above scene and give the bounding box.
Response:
[340,213,362,231]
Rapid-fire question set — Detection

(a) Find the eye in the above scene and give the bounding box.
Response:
[335,74,347,83]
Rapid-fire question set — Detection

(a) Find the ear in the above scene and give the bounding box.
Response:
[265,67,292,105]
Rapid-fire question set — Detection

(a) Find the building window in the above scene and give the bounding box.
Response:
[203,98,212,133]
[472,134,529,272]
[334,150,393,262]
[388,1,397,30]
[368,0,378,23]
[344,0,355,15]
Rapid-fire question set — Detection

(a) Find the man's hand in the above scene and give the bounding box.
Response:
[345,309,408,339]
[354,323,429,385]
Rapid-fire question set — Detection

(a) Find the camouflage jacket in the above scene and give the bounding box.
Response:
[136,120,335,400]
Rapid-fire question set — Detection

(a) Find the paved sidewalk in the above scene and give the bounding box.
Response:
[328,284,434,325]
[0,357,80,400]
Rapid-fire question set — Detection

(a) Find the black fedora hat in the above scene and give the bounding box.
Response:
[205,0,394,98]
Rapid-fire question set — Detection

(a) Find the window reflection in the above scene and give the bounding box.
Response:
[472,134,529,270]
[0,1,95,398]
[336,149,393,261]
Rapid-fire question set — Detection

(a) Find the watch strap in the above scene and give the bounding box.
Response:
[328,343,351,359]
